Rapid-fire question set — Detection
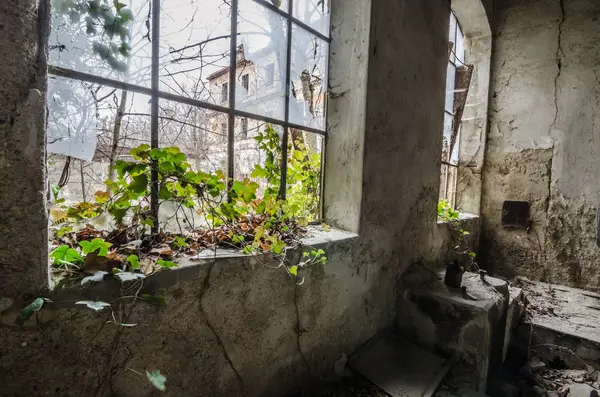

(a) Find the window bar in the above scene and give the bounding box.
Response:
[279,0,294,200]
[252,0,330,43]
[150,0,161,234]
[47,66,328,137]
[227,0,239,199]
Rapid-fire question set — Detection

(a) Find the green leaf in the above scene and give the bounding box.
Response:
[289,265,298,276]
[79,238,112,256]
[50,245,83,266]
[174,236,188,248]
[146,370,167,391]
[126,255,140,269]
[76,300,111,312]
[156,260,178,269]
[141,294,167,306]
[16,298,45,326]
[129,174,148,194]
[56,225,73,238]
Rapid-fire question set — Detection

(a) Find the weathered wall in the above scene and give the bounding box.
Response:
[0,0,49,298]
[362,0,450,269]
[0,0,455,395]
[481,0,600,289]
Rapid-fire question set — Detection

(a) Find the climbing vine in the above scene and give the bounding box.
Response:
[49,124,326,285]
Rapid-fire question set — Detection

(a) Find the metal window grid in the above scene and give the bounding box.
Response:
[48,0,332,232]
[441,13,463,206]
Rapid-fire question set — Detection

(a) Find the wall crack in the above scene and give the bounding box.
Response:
[293,283,310,371]
[198,261,248,397]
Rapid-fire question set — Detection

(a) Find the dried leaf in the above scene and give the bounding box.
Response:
[76,300,111,312]
[81,271,108,286]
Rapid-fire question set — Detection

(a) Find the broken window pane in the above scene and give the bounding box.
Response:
[50,0,152,86]
[47,76,152,204]
[235,0,288,120]
[289,27,328,130]
[47,76,99,162]
[293,0,331,37]
[159,0,231,105]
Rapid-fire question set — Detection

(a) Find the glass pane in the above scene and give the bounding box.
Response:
[293,0,331,37]
[456,26,465,64]
[47,76,152,205]
[235,0,288,120]
[289,28,328,130]
[160,0,232,105]
[233,118,282,199]
[286,129,323,221]
[445,64,456,113]
[157,100,229,232]
[441,112,453,163]
[50,0,152,86]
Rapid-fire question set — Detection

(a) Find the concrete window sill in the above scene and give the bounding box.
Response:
[24,226,359,316]
[436,212,479,226]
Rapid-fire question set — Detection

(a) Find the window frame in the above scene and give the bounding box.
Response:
[47,0,332,231]
[440,12,465,207]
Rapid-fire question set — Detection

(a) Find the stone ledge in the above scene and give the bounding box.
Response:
[0,225,358,327]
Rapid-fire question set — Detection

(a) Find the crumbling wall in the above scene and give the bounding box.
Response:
[0,0,456,395]
[361,0,450,274]
[481,0,600,290]
[0,0,49,298]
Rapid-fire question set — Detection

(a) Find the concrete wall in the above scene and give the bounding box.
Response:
[0,0,456,395]
[481,0,600,290]
[0,0,49,298]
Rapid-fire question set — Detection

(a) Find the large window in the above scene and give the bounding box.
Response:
[440,12,470,207]
[47,0,331,229]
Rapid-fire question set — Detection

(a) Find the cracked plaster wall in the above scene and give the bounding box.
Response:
[481,0,600,290]
[0,0,458,395]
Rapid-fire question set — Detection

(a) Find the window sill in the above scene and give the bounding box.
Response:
[14,225,359,324]
[436,212,479,226]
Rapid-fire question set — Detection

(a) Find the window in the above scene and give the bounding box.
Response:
[240,117,248,138]
[440,12,471,208]
[241,73,249,97]
[221,82,229,103]
[265,63,275,86]
[46,0,332,229]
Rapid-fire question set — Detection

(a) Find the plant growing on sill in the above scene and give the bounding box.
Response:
[437,199,478,272]
[49,124,327,286]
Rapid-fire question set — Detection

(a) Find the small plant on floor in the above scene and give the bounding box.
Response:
[437,199,478,272]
